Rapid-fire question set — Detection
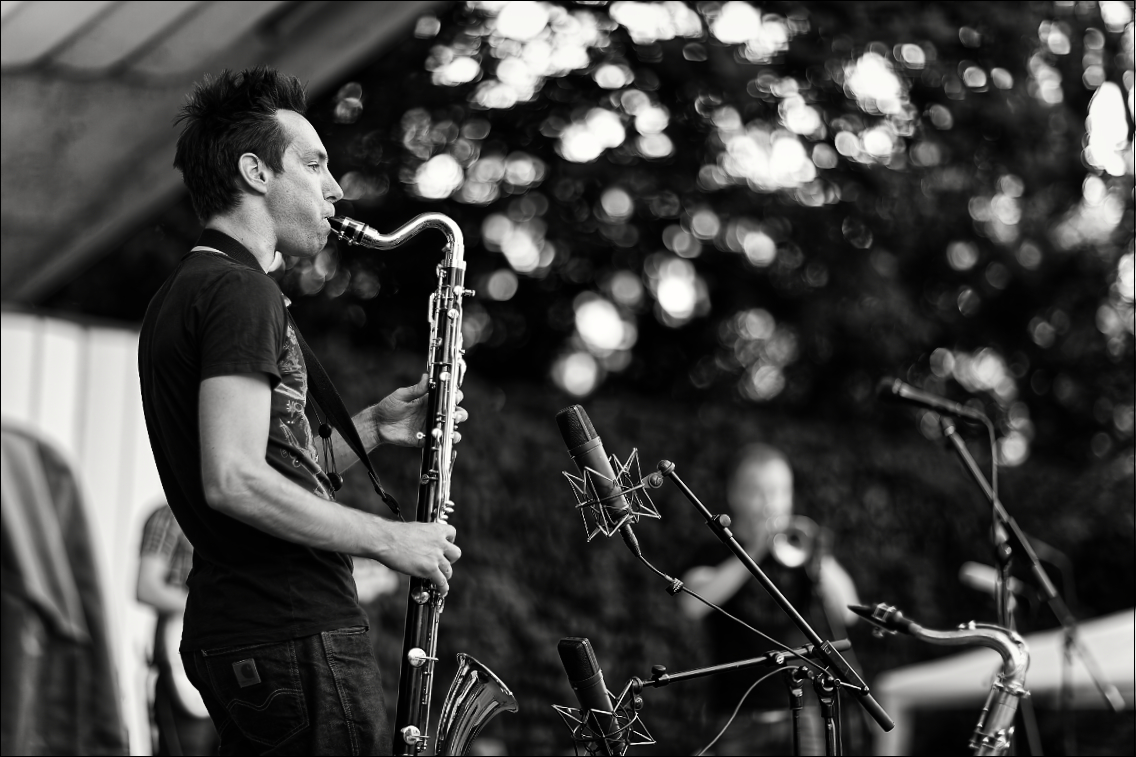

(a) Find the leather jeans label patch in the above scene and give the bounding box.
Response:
[233,658,262,688]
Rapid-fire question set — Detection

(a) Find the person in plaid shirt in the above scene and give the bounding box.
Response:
[137,504,216,755]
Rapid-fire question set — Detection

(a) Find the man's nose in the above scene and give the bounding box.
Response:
[325,171,344,203]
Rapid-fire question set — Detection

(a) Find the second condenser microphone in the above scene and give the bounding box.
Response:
[557,637,625,756]
[556,405,632,518]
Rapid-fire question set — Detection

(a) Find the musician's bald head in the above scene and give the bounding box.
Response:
[728,443,793,526]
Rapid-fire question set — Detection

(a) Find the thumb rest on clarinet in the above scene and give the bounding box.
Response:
[329,213,517,756]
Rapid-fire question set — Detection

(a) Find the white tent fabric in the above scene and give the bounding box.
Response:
[873,608,1134,755]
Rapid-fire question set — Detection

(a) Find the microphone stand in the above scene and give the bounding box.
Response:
[938,417,1125,718]
[655,460,895,735]
[628,641,852,757]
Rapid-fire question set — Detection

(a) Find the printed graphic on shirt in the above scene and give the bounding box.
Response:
[266,323,331,499]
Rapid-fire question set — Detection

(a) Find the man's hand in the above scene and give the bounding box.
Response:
[374,373,468,447]
[373,521,462,595]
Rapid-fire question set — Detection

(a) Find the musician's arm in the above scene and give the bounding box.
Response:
[678,556,755,621]
[136,554,188,614]
[818,556,860,626]
[199,373,459,591]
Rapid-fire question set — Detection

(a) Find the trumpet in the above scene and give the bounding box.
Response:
[766,514,822,569]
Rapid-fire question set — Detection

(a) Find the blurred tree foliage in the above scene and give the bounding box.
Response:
[48,0,1134,466]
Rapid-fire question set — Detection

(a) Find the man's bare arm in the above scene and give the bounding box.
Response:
[136,554,188,614]
[199,373,461,592]
[818,556,861,627]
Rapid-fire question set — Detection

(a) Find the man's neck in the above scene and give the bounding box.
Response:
[204,214,276,272]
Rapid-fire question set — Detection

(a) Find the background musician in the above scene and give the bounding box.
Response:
[138,66,464,754]
[680,443,860,755]
[136,503,217,756]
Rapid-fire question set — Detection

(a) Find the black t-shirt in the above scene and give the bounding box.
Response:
[138,229,366,651]
[691,543,820,712]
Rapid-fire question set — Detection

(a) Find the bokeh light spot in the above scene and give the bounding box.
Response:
[553,351,600,396]
[495,1,550,41]
[600,187,634,221]
[485,270,519,300]
[414,154,464,199]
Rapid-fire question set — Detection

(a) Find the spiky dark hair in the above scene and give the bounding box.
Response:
[173,67,307,222]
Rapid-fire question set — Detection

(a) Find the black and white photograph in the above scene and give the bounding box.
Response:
[1,1,1133,755]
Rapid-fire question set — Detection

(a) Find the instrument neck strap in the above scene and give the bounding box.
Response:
[192,229,401,519]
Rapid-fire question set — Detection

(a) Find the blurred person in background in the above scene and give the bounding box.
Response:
[137,502,217,756]
[680,444,860,755]
[138,66,464,754]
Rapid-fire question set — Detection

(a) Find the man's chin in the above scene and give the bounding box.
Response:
[279,236,328,259]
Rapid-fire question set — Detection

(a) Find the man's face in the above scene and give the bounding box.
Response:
[265,110,343,257]
[728,458,793,542]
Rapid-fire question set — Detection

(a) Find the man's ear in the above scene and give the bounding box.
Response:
[236,152,271,196]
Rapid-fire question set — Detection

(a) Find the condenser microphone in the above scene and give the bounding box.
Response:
[557,405,631,517]
[876,377,987,421]
[556,405,642,555]
[557,637,625,756]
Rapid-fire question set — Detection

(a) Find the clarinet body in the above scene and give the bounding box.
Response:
[854,603,1029,757]
[330,214,517,756]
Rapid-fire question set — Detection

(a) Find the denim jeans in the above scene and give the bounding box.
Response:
[182,626,391,755]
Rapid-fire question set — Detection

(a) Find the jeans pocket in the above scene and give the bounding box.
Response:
[201,638,309,748]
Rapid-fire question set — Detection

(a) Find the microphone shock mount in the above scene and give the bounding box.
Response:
[561,447,663,542]
[553,680,655,757]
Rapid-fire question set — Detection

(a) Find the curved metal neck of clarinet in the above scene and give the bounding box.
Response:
[329,213,466,271]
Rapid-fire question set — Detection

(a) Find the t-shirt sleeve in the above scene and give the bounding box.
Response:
[197,268,284,386]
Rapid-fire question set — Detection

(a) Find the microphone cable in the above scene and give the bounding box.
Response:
[694,667,786,756]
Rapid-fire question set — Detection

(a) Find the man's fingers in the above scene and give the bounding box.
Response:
[443,542,462,562]
[430,569,449,595]
[394,373,430,401]
[441,524,457,542]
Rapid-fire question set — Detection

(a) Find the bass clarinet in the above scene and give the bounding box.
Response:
[853,603,1030,756]
[330,214,518,756]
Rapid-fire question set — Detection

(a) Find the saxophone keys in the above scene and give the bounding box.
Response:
[432,427,444,440]
[416,431,426,441]
[447,308,459,319]
[439,371,451,382]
